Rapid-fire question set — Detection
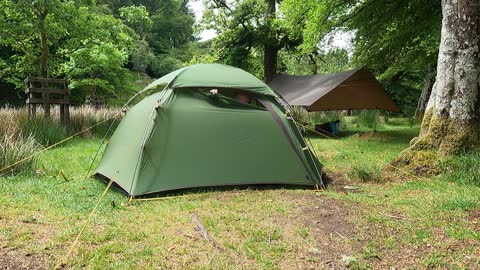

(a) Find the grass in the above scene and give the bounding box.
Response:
[0,117,479,269]
[0,106,120,176]
[352,110,383,130]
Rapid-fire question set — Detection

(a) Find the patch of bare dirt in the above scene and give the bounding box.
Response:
[0,248,48,270]
[467,208,480,222]
[291,193,360,269]
[323,171,366,193]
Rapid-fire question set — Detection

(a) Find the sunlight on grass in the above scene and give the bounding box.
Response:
[1,120,479,269]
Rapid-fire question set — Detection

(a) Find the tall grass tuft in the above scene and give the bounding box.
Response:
[0,107,39,174]
[69,106,120,136]
[0,133,39,174]
[289,106,310,124]
[0,105,120,175]
[310,111,344,124]
[0,106,26,138]
[353,110,383,130]
[22,115,67,146]
[347,163,383,183]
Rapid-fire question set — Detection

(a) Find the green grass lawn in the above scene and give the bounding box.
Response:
[1,120,479,269]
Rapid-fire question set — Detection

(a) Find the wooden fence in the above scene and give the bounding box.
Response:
[25,77,70,124]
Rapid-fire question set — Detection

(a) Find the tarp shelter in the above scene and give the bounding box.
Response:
[95,64,323,197]
[269,68,400,112]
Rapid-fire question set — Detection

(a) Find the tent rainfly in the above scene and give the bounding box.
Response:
[95,64,323,197]
[268,68,401,112]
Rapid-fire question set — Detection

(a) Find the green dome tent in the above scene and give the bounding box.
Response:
[95,64,323,197]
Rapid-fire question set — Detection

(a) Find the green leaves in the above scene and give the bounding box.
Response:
[119,5,152,37]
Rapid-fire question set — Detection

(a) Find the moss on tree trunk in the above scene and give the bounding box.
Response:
[394,109,480,175]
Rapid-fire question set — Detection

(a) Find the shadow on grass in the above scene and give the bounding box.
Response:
[94,174,320,200]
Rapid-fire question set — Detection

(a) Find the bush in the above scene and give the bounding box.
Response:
[354,110,383,130]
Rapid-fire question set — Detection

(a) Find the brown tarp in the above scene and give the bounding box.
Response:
[268,68,400,112]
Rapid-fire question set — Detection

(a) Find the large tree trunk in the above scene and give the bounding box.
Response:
[394,0,479,173]
[263,0,278,83]
[414,64,436,119]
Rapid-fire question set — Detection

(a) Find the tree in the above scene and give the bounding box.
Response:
[263,0,277,82]
[101,0,196,77]
[395,0,479,168]
[202,0,303,81]
[278,48,352,75]
[0,1,133,94]
[280,0,442,115]
[119,5,152,38]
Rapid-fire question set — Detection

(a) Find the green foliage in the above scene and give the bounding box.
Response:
[130,38,154,73]
[64,42,129,95]
[349,1,441,80]
[0,0,196,104]
[149,55,184,78]
[0,1,133,88]
[119,5,152,37]
[278,48,352,75]
[279,0,347,54]
[353,110,383,130]
[202,0,270,78]
[381,75,424,117]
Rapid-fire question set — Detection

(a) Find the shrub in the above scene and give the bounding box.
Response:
[354,110,383,130]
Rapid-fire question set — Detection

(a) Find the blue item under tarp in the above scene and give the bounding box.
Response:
[315,120,340,135]
[329,121,339,135]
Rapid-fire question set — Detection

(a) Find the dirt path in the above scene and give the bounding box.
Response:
[0,249,49,270]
